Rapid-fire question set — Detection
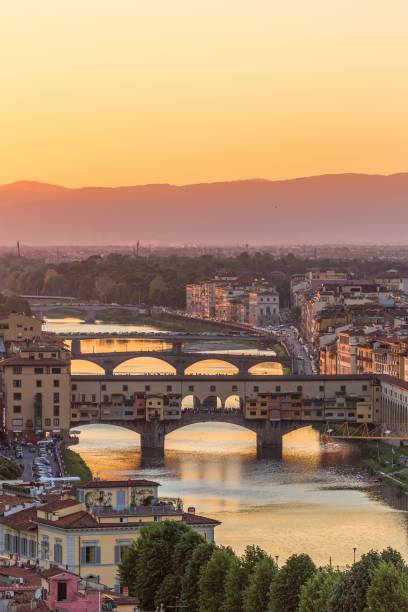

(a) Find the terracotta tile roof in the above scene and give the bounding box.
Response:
[0,565,41,587]
[0,357,68,367]
[41,567,79,579]
[37,510,99,529]
[79,479,160,489]
[183,512,221,526]
[0,493,33,515]
[1,507,37,531]
[40,498,79,512]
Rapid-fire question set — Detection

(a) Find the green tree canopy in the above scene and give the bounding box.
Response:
[243,556,278,612]
[298,569,343,612]
[269,553,316,612]
[241,544,270,574]
[365,561,408,612]
[326,548,405,612]
[198,547,236,612]
[222,557,249,612]
[180,541,216,612]
[118,520,190,609]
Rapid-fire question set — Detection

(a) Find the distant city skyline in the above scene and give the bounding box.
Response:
[1,1,408,187]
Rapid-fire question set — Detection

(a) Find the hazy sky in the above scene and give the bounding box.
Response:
[1,0,407,187]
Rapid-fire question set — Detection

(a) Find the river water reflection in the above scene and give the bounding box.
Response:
[71,423,408,566]
[45,319,408,565]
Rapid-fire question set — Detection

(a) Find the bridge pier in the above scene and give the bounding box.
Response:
[255,421,285,453]
[139,420,166,453]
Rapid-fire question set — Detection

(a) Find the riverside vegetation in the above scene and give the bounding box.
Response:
[2,252,408,309]
[119,521,408,612]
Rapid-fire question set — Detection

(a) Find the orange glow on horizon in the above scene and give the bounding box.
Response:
[1,1,408,187]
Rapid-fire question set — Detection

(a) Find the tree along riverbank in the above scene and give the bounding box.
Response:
[359,440,408,491]
[61,447,92,482]
[119,520,408,611]
[0,456,23,480]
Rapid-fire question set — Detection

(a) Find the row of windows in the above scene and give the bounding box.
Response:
[11,418,60,427]
[13,366,62,375]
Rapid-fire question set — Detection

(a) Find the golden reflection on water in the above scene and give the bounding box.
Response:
[71,423,408,565]
[80,338,173,353]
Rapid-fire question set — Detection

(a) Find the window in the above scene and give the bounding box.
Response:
[52,367,61,374]
[54,540,63,564]
[297,385,303,393]
[276,385,281,392]
[29,540,36,558]
[53,405,60,416]
[53,379,60,387]
[166,385,172,392]
[341,385,346,393]
[92,394,96,402]
[81,544,101,565]
[36,380,42,388]
[13,380,22,388]
[210,385,216,392]
[103,395,109,403]
[13,406,21,413]
[253,386,259,392]
[53,392,60,403]
[188,385,194,392]
[41,536,49,560]
[362,385,368,391]
[232,385,238,392]
[123,385,128,392]
[319,385,324,392]
[13,393,22,400]
[53,418,60,426]
[57,581,67,601]
[72,384,77,391]
[34,367,44,374]
[20,537,27,557]
[44,418,51,426]
[145,385,151,391]
[13,366,22,375]
[101,384,106,391]
[12,419,23,426]
[114,540,131,562]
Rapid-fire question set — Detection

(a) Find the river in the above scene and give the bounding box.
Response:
[45,317,408,566]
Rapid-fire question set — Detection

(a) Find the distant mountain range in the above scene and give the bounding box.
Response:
[0,173,408,245]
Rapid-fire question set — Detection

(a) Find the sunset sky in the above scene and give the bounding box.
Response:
[1,0,407,187]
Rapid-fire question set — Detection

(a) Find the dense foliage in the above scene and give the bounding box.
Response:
[118,522,408,612]
[0,292,31,317]
[61,447,92,482]
[0,457,23,480]
[1,252,407,308]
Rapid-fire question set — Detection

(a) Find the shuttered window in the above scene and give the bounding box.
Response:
[81,544,101,565]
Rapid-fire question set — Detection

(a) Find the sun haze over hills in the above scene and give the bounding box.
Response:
[1,1,408,187]
[1,173,408,245]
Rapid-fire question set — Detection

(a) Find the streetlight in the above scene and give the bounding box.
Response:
[353,547,357,564]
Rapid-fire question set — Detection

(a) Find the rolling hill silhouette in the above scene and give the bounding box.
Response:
[0,173,407,245]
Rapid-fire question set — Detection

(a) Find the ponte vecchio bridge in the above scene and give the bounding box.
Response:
[70,372,378,454]
[67,333,290,376]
